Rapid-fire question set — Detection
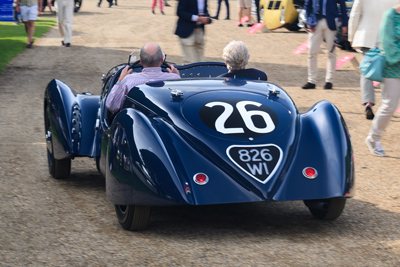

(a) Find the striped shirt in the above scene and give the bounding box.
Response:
[105,67,180,113]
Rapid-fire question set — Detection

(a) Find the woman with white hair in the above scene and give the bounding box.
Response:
[219,40,267,80]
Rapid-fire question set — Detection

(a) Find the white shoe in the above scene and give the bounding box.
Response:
[365,137,386,157]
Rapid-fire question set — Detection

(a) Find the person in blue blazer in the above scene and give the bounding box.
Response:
[175,0,211,64]
[301,0,348,90]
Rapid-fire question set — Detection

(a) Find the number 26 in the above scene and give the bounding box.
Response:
[205,101,275,134]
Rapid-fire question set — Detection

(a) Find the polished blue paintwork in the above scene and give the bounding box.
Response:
[44,79,100,159]
[44,62,354,207]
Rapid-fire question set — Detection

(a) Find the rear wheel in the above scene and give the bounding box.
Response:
[49,152,71,179]
[45,108,71,179]
[115,205,151,231]
[304,198,346,220]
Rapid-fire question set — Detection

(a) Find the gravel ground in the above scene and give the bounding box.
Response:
[0,0,399,266]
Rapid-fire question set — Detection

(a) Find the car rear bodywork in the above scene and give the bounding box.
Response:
[102,79,354,207]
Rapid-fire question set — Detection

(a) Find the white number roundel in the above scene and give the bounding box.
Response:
[205,102,244,134]
[204,100,276,135]
[236,101,275,134]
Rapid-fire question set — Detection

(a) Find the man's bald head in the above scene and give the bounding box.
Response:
[140,43,163,68]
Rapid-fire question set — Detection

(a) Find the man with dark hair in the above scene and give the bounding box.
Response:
[106,43,180,113]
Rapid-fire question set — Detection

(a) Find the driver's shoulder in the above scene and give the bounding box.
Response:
[124,72,146,80]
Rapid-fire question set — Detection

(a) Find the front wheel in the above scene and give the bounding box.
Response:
[115,205,151,231]
[304,198,346,220]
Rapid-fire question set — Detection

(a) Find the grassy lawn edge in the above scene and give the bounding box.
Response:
[0,18,57,75]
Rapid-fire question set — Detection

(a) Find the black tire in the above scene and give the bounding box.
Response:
[74,0,82,12]
[95,156,101,173]
[286,18,300,31]
[115,205,151,231]
[50,155,71,179]
[304,198,346,220]
[293,0,305,6]
[45,108,71,179]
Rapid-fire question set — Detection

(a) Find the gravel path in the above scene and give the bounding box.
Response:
[0,0,399,266]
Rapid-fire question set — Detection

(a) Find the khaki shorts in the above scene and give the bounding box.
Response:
[237,0,252,8]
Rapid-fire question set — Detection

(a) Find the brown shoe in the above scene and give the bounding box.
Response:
[302,82,315,89]
[365,106,374,120]
[324,82,333,89]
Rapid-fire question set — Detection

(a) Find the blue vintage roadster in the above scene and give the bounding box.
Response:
[44,51,355,230]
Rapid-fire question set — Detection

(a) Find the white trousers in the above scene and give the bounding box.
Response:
[368,77,400,142]
[57,0,74,44]
[308,18,337,84]
[179,28,205,64]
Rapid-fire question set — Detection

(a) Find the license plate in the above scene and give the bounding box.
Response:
[227,144,283,184]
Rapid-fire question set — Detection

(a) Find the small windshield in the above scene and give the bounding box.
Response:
[128,49,140,64]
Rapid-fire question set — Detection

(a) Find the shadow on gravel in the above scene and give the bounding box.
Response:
[73,11,104,16]
[147,200,400,242]
[54,158,105,190]
[56,167,399,244]
[65,172,105,189]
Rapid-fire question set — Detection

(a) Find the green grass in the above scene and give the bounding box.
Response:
[0,18,56,75]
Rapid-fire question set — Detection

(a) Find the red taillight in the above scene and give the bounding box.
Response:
[303,167,318,179]
[193,173,209,185]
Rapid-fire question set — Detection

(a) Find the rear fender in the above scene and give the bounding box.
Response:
[106,109,268,206]
[272,100,355,201]
[44,79,100,159]
[105,109,193,206]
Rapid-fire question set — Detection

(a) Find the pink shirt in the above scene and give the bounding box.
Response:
[105,67,180,113]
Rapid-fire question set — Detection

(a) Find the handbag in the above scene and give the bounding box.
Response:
[358,47,386,82]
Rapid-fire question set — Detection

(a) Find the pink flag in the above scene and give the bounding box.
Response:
[292,40,309,54]
[246,23,265,34]
[373,81,380,87]
[336,55,355,69]
[241,16,249,23]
